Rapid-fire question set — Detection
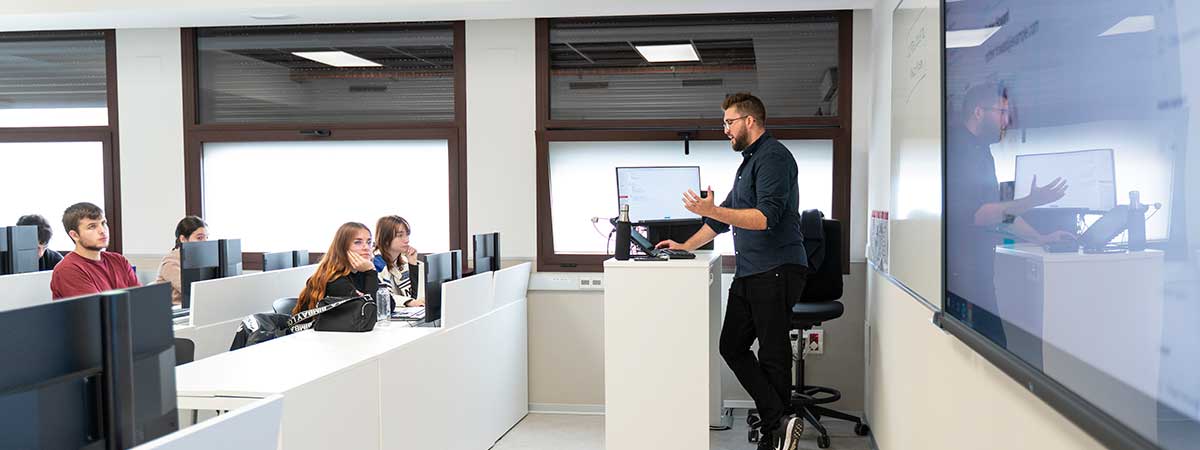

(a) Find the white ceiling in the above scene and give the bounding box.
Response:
[0,0,869,32]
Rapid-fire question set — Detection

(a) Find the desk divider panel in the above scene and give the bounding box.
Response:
[440,270,495,328]
[130,395,283,450]
[0,270,52,312]
[492,262,531,306]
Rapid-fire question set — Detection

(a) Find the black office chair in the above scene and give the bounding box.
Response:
[174,338,195,366]
[272,297,298,315]
[787,217,869,448]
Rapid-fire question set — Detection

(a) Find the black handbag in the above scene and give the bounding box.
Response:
[287,295,378,333]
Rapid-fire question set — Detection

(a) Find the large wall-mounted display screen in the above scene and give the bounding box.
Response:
[943,0,1199,447]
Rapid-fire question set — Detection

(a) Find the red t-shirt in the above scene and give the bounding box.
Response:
[50,251,141,300]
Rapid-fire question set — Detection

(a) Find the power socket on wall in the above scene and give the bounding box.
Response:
[578,276,604,290]
[805,329,824,355]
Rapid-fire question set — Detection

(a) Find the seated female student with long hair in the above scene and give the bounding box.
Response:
[155,216,208,306]
[292,222,379,317]
[373,215,424,308]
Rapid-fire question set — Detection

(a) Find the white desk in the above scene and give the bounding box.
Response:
[176,264,531,450]
[994,244,1164,437]
[603,251,723,450]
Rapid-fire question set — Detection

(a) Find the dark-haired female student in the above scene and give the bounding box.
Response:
[154,216,208,306]
[373,215,424,309]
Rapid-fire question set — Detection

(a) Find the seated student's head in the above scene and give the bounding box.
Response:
[62,202,108,252]
[374,215,412,266]
[295,222,372,314]
[173,216,209,249]
[16,214,54,257]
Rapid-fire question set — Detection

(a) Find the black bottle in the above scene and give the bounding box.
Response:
[615,204,632,260]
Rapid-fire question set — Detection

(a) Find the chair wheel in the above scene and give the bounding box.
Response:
[817,435,831,448]
[748,428,761,443]
[855,423,871,436]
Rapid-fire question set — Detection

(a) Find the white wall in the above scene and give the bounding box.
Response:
[863,0,1110,447]
[465,19,537,259]
[115,28,187,266]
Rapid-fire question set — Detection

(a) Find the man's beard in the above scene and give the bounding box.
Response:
[731,134,750,151]
[979,120,1005,145]
[80,240,106,252]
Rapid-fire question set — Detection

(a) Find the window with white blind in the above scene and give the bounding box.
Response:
[548,140,833,254]
[202,140,451,253]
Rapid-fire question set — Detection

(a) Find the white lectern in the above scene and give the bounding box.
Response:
[604,251,723,450]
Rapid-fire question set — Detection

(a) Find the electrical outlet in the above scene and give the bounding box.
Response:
[579,276,604,290]
[805,329,824,355]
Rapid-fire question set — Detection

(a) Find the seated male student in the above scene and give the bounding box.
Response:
[16,214,64,271]
[50,202,140,300]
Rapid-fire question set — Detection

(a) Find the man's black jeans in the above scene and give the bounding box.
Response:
[720,264,808,431]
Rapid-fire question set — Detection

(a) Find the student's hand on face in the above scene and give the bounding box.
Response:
[403,246,419,263]
[347,251,375,272]
[1026,176,1068,207]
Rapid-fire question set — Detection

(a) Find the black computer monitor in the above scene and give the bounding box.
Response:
[262,251,294,272]
[0,227,6,274]
[292,250,310,267]
[117,283,179,445]
[217,239,242,278]
[179,241,220,309]
[1,225,40,275]
[472,232,500,273]
[0,295,107,450]
[422,250,462,324]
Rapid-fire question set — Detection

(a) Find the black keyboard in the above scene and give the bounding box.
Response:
[654,249,696,259]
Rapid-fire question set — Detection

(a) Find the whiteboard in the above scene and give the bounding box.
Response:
[888,0,943,307]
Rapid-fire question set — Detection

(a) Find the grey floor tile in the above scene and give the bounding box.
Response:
[491,410,872,450]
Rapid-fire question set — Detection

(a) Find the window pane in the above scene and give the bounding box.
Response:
[549,14,839,120]
[549,140,832,254]
[197,24,455,124]
[0,31,108,127]
[0,141,106,250]
[202,140,450,253]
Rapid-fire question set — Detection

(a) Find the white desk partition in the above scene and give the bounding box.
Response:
[492,262,531,306]
[176,286,529,450]
[132,395,284,450]
[381,298,528,450]
[0,270,52,312]
[175,264,317,361]
[441,271,494,327]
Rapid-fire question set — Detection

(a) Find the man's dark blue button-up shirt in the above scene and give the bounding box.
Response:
[703,133,809,278]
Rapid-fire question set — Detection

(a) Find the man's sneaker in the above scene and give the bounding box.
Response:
[774,415,804,450]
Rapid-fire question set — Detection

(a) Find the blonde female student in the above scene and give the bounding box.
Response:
[372,215,424,308]
[291,222,379,318]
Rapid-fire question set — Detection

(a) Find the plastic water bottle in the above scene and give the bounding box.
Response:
[375,287,392,326]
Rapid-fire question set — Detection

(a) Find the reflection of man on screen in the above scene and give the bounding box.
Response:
[946,83,1074,345]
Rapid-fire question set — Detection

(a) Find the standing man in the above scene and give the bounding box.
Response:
[655,93,807,450]
[945,83,1072,345]
[50,202,140,300]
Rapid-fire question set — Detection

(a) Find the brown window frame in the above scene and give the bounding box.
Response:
[0,30,124,253]
[180,23,467,270]
[535,12,853,273]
